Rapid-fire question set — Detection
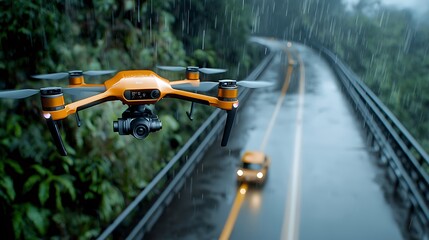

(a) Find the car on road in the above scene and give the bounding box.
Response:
[236,151,270,184]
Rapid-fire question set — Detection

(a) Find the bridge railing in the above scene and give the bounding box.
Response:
[97,43,276,240]
[315,44,429,239]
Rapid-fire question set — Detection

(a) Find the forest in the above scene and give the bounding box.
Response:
[1,0,428,238]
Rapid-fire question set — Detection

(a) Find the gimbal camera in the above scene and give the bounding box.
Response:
[113,105,162,139]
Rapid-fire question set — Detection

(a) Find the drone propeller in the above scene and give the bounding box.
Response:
[172,80,273,92]
[62,86,106,95]
[0,89,40,99]
[199,68,227,74]
[32,70,116,80]
[172,82,218,92]
[156,66,186,72]
[156,66,227,75]
[0,86,106,99]
[235,80,274,88]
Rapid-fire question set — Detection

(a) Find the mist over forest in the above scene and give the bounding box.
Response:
[251,0,429,152]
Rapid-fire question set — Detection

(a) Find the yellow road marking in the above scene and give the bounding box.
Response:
[219,46,296,239]
[260,49,295,152]
[281,49,305,240]
[219,183,248,240]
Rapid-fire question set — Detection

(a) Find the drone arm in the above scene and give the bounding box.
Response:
[169,80,200,86]
[165,89,236,110]
[47,91,114,120]
[166,89,239,147]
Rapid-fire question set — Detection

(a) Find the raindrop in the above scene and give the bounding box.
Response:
[149,17,152,41]
[202,30,205,50]
[379,10,384,27]
[137,0,140,23]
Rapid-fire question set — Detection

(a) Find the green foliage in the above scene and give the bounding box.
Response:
[0,0,259,238]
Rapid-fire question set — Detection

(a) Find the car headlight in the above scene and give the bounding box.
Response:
[257,172,263,179]
[237,169,244,176]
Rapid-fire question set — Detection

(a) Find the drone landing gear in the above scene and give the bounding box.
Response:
[76,111,82,127]
[186,102,195,121]
[44,114,67,156]
[113,105,162,139]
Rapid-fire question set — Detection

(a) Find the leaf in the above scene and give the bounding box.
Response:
[53,175,76,200]
[55,184,63,211]
[31,165,49,176]
[4,159,23,174]
[12,208,24,239]
[26,205,48,235]
[13,124,22,137]
[0,176,15,201]
[23,175,41,193]
[38,180,50,205]
[0,190,10,204]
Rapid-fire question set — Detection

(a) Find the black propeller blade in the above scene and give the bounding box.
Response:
[0,89,40,99]
[32,70,116,80]
[0,86,106,99]
[82,70,116,76]
[235,80,274,88]
[198,68,227,74]
[32,72,69,80]
[62,86,106,96]
[156,65,227,74]
[156,66,186,72]
[172,80,273,92]
[172,82,218,92]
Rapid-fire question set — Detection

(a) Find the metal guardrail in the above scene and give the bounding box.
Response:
[315,45,429,239]
[97,46,276,239]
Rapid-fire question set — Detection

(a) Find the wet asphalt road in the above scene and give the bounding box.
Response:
[146,39,403,240]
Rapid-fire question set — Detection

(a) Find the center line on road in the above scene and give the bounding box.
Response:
[219,184,248,240]
[260,50,295,152]
[281,49,305,240]
[219,46,296,240]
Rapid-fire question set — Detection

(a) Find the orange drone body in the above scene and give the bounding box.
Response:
[0,66,272,156]
[42,70,238,121]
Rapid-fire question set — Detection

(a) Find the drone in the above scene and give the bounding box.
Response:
[0,66,272,156]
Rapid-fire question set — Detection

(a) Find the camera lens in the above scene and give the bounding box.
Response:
[136,126,146,136]
[132,124,149,139]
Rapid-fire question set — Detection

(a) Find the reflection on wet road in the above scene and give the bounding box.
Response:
[146,39,402,240]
